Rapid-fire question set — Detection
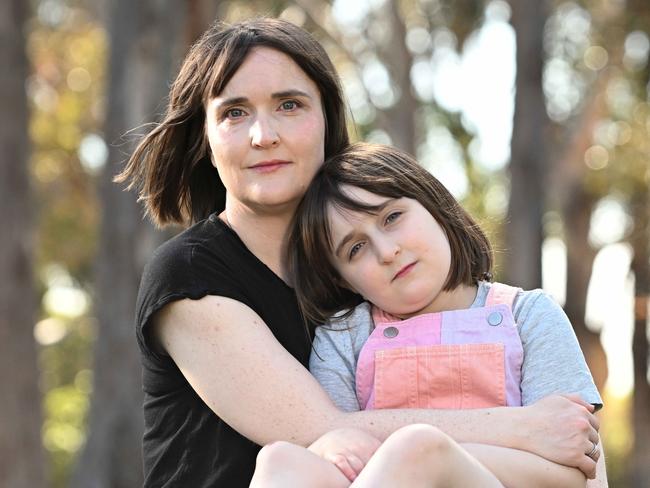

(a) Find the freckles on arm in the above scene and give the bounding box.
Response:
[155,295,344,446]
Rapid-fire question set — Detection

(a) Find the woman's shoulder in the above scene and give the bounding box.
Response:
[144,215,236,282]
[136,217,245,326]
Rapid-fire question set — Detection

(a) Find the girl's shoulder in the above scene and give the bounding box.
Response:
[314,302,373,347]
[325,301,373,331]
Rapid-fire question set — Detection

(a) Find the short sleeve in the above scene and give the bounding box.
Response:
[309,303,375,412]
[515,290,603,409]
[310,324,361,412]
[135,224,251,364]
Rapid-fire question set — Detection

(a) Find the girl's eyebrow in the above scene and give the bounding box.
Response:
[332,198,397,258]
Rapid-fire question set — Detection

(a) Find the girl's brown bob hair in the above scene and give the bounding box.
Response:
[116,18,349,227]
[289,142,493,326]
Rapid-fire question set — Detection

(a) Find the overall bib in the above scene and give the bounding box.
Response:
[355,283,524,410]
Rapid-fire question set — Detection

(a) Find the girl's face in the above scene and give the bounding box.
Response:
[327,185,458,318]
[205,47,326,213]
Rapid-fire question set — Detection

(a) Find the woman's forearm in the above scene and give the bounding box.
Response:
[460,443,586,488]
[157,296,598,478]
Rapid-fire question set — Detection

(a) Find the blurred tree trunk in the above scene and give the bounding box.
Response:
[374,0,417,155]
[551,70,612,392]
[629,187,650,487]
[505,0,550,289]
[562,186,607,391]
[0,1,46,487]
[71,1,185,487]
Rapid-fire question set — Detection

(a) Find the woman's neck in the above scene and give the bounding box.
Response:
[220,201,295,283]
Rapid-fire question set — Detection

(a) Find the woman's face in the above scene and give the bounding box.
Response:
[205,47,326,213]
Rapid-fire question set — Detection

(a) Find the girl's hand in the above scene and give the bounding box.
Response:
[308,428,382,482]
[523,394,600,479]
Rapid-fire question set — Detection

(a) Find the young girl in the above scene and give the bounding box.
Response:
[276,142,603,487]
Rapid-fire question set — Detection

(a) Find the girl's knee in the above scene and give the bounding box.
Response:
[391,424,453,453]
[256,441,299,467]
[381,424,458,471]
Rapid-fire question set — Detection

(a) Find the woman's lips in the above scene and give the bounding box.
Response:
[249,160,291,173]
[393,262,416,281]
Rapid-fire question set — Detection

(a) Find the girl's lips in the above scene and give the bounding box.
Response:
[249,160,292,173]
[393,262,416,281]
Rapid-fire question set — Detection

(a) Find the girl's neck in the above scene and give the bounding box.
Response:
[220,200,295,283]
[397,284,479,319]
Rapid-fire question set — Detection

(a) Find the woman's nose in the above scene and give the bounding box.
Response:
[250,116,279,148]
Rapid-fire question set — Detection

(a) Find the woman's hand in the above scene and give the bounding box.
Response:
[308,428,382,482]
[521,394,600,479]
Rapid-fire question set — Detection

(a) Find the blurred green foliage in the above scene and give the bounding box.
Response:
[27,2,105,486]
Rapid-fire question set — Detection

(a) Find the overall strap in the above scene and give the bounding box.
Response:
[485,282,522,309]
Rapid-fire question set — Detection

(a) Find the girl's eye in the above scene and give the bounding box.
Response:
[280,100,300,111]
[348,242,365,260]
[385,211,402,225]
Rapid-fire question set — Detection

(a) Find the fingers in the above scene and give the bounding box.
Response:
[577,439,600,479]
[576,454,597,480]
[588,411,601,431]
[586,439,601,462]
[588,427,600,446]
[561,393,595,412]
[346,454,365,477]
[562,394,600,431]
[329,453,363,482]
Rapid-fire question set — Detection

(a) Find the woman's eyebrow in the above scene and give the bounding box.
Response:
[213,90,312,109]
[271,89,312,99]
[213,96,248,108]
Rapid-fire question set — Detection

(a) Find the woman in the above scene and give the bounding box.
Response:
[118,18,602,487]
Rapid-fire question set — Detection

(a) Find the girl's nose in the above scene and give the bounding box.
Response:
[250,116,279,148]
[376,239,400,264]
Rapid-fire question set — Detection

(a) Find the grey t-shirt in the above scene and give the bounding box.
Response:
[310,281,602,412]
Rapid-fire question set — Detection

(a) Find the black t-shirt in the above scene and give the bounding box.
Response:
[135,214,310,487]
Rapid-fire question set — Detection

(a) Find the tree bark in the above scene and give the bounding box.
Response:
[629,188,650,487]
[505,0,550,289]
[0,1,47,486]
[562,186,608,391]
[70,1,184,487]
[376,0,417,156]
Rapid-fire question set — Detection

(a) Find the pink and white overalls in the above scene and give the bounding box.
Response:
[355,283,524,410]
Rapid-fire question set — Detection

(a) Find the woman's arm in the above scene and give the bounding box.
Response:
[462,443,586,488]
[155,295,599,477]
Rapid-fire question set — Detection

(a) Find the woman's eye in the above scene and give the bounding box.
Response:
[385,211,402,225]
[225,108,245,119]
[348,242,365,259]
[280,100,300,111]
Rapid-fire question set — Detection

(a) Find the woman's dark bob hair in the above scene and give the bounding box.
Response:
[289,142,493,326]
[116,17,349,226]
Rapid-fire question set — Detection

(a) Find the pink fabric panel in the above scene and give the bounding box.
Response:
[373,343,506,409]
[356,311,442,409]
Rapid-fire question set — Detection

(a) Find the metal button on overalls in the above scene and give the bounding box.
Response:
[487,311,503,326]
[383,326,399,338]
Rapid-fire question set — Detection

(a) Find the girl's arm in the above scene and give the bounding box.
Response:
[155,295,599,477]
[462,443,586,488]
